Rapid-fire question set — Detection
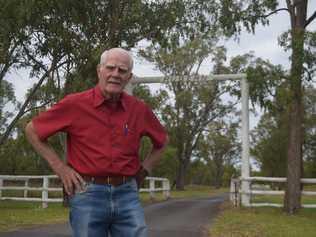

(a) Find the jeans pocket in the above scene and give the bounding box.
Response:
[125,179,138,192]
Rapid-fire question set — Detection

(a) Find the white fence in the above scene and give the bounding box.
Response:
[230,176,316,208]
[0,175,170,208]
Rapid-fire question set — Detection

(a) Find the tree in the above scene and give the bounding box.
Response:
[251,113,288,179]
[302,87,316,178]
[141,37,238,190]
[191,0,315,214]
[0,80,16,133]
[198,121,240,188]
[0,0,195,145]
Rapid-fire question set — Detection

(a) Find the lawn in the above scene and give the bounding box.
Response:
[0,185,226,232]
[210,202,316,237]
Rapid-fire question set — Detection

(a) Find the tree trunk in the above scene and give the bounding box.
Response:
[109,0,120,47]
[284,0,306,213]
[176,155,191,190]
[214,165,224,189]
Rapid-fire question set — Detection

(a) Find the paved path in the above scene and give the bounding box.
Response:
[0,193,227,237]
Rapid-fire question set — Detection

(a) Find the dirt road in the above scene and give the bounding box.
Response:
[0,193,227,237]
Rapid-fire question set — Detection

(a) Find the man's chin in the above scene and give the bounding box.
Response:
[105,89,123,100]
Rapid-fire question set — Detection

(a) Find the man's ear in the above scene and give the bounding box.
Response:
[127,72,133,82]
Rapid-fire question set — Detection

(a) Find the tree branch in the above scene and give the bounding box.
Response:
[0,60,57,146]
[305,10,316,28]
[261,8,290,18]
[23,100,54,114]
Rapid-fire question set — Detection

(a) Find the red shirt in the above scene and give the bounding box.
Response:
[32,86,167,176]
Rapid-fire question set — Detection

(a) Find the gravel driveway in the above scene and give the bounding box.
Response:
[0,193,228,237]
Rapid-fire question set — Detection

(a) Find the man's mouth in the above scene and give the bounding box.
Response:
[108,80,121,86]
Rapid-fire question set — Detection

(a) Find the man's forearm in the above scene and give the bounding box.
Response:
[25,121,85,195]
[25,122,64,172]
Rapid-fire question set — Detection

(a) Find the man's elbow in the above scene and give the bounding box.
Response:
[25,121,33,135]
[25,121,38,141]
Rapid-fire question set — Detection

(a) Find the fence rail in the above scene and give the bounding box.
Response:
[0,175,170,208]
[230,176,316,208]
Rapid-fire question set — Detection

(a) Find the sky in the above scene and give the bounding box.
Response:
[6,1,316,104]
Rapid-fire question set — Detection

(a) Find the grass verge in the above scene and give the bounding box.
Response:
[0,185,226,232]
[210,202,316,237]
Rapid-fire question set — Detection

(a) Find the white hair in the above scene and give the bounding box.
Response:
[100,48,134,70]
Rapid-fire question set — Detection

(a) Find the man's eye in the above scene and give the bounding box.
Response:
[105,65,115,70]
[118,67,128,74]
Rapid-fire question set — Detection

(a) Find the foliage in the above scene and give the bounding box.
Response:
[303,87,316,178]
[251,85,316,180]
[0,80,16,134]
[0,114,64,175]
[141,36,240,190]
[0,0,196,145]
[198,121,240,188]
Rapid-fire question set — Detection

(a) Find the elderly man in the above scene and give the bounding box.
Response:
[25,48,168,237]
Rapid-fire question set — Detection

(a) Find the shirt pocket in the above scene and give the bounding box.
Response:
[118,126,139,155]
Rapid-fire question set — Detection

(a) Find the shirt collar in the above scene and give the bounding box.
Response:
[93,85,128,111]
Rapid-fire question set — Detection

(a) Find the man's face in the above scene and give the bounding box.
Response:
[97,50,132,98]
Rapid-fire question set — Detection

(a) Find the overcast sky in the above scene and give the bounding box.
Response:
[6,1,316,103]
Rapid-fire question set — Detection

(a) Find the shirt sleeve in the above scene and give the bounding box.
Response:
[32,96,73,141]
[142,105,168,149]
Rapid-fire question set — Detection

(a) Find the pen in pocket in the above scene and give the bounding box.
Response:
[124,124,128,136]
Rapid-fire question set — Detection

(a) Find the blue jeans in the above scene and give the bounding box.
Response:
[69,178,147,237]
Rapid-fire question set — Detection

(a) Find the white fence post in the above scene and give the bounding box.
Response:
[149,179,155,199]
[163,179,170,199]
[42,177,49,208]
[24,179,29,198]
[241,76,250,207]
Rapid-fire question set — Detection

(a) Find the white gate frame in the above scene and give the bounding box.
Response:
[127,73,250,206]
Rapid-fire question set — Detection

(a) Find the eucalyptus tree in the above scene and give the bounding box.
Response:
[219,0,315,210]
[0,0,189,145]
[190,0,316,213]
[141,36,239,190]
[198,121,240,189]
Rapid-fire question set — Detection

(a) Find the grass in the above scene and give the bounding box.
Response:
[0,185,226,232]
[250,184,316,205]
[140,185,227,203]
[210,201,316,237]
[252,194,316,205]
[0,201,68,232]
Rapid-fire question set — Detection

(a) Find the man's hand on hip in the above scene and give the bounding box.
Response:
[53,163,85,195]
[135,166,149,189]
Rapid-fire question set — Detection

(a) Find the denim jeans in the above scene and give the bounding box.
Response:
[69,178,147,237]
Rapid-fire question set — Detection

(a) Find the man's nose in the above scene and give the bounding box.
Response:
[111,67,121,76]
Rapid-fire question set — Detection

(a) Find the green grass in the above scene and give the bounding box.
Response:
[0,201,68,232]
[0,185,226,232]
[140,185,227,203]
[210,202,316,237]
[252,194,316,205]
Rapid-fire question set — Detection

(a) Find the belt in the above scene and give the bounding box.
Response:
[81,175,133,186]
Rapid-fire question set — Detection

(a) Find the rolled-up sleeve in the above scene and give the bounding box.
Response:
[142,106,168,149]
